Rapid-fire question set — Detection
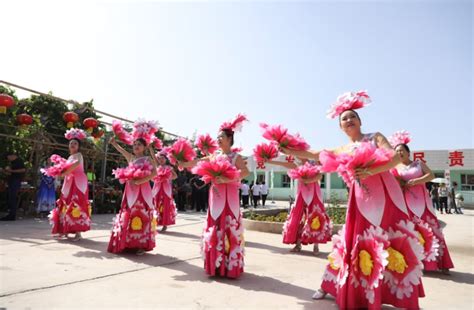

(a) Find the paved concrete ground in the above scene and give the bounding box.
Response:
[0,208,473,309]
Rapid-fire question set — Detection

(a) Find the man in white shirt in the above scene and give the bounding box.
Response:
[240,181,250,208]
[260,181,269,206]
[251,182,261,207]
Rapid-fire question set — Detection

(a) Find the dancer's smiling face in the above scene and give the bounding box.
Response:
[158,155,167,165]
[133,139,146,156]
[339,110,361,135]
[395,144,410,162]
[217,130,233,149]
[69,139,80,154]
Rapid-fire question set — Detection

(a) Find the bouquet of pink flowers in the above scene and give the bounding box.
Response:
[259,123,310,151]
[320,142,393,186]
[41,154,77,177]
[253,142,279,163]
[163,138,197,166]
[191,156,241,184]
[154,165,173,183]
[287,162,321,181]
[112,120,133,145]
[112,160,153,184]
[195,133,218,155]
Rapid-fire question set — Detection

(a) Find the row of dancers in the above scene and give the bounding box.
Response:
[47,90,453,309]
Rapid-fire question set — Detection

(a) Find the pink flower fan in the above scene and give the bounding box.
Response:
[287,162,321,181]
[132,119,160,145]
[319,150,340,173]
[164,138,197,166]
[388,130,411,148]
[112,120,133,145]
[112,160,153,184]
[152,136,163,149]
[154,165,173,183]
[196,133,218,155]
[41,154,77,177]
[64,128,87,141]
[219,113,248,132]
[253,142,279,163]
[260,123,310,151]
[191,156,241,184]
[337,142,393,186]
[326,90,371,119]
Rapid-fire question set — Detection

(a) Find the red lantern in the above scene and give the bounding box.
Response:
[16,114,33,128]
[63,112,79,128]
[83,117,99,133]
[0,94,15,114]
[92,129,104,139]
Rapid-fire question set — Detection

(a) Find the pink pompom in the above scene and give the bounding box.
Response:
[165,138,197,166]
[41,154,77,177]
[253,142,279,163]
[112,120,133,145]
[196,133,218,155]
[287,161,321,180]
[191,156,241,184]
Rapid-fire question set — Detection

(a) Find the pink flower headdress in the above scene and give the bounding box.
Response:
[326,90,371,119]
[219,113,248,132]
[64,128,87,141]
[388,130,411,148]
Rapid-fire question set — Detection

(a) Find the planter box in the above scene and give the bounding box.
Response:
[242,218,284,234]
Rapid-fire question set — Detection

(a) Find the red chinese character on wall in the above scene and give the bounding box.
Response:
[285,155,295,163]
[449,151,464,167]
[413,152,426,163]
[257,161,266,170]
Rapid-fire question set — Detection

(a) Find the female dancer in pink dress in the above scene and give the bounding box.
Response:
[282,91,425,309]
[107,137,158,255]
[50,129,91,241]
[152,151,177,232]
[180,114,250,278]
[267,158,331,254]
[390,131,454,274]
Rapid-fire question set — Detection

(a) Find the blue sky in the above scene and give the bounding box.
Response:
[1,0,472,153]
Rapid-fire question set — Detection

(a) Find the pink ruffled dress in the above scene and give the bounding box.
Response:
[50,153,91,234]
[320,133,425,309]
[283,162,332,245]
[201,152,244,278]
[395,160,454,271]
[108,156,157,253]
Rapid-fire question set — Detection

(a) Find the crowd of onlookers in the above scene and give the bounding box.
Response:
[429,182,464,214]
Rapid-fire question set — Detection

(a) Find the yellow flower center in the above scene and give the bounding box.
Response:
[151,218,157,232]
[88,205,92,217]
[387,247,408,274]
[131,216,143,231]
[225,234,230,254]
[62,206,67,214]
[359,250,374,276]
[328,254,339,270]
[417,231,425,246]
[71,207,81,218]
[311,216,321,230]
[159,205,164,213]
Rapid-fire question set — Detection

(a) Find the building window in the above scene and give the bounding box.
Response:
[281,175,291,188]
[460,174,474,191]
[320,174,325,188]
